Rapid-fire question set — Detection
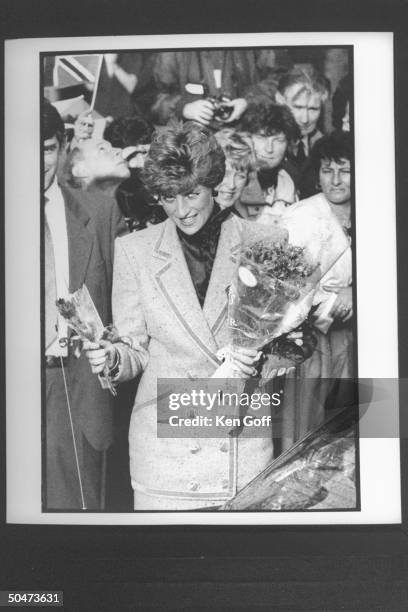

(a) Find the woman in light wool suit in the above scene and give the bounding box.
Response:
[85,121,272,510]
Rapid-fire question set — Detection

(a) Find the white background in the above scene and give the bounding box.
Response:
[5,32,400,525]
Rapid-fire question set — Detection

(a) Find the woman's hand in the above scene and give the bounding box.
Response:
[286,329,303,346]
[83,339,117,374]
[213,346,262,379]
[330,286,353,322]
[229,346,262,377]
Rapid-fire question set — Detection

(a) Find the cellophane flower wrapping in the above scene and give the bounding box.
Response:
[56,284,118,395]
[257,195,352,335]
[227,220,322,374]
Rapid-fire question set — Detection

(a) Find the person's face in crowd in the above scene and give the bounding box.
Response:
[281,84,323,137]
[75,139,131,182]
[44,135,61,192]
[160,185,214,235]
[74,114,95,141]
[319,158,351,205]
[215,161,248,209]
[252,131,287,169]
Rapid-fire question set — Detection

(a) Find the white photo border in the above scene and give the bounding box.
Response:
[5,31,401,525]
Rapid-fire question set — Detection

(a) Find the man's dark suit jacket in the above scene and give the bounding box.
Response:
[55,185,115,451]
[45,186,117,510]
[62,185,128,314]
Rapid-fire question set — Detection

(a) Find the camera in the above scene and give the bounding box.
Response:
[208,94,233,121]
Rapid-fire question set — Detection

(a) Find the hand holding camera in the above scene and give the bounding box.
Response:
[214,97,248,123]
[207,94,234,121]
[182,99,215,125]
[183,82,248,126]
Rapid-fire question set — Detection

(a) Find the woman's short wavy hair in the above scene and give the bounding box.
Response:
[239,102,300,143]
[141,121,225,197]
[214,128,255,173]
[310,130,353,174]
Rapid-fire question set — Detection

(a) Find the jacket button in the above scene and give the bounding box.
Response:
[189,441,201,454]
[188,481,199,491]
[221,479,229,490]
[219,440,229,453]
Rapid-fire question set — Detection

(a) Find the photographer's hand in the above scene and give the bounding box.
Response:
[182,99,215,125]
[220,98,248,123]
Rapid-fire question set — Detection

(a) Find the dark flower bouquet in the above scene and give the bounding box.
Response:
[56,285,119,395]
[227,221,321,371]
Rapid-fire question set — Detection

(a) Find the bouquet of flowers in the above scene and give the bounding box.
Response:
[56,284,118,396]
[227,221,322,373]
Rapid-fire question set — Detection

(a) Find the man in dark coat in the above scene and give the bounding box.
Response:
[275,66,330,198]
[43,101,114,510]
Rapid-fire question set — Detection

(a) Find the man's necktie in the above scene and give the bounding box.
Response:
[296,139,306,164]
[45,214,57,351]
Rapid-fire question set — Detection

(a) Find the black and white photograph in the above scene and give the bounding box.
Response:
[3,0,408,605]
[42,42,357,514]
[5,32,400,525]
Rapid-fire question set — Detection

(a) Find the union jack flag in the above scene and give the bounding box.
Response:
[53,54,102,89]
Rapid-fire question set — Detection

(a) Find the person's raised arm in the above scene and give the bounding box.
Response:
[104,53,138,94]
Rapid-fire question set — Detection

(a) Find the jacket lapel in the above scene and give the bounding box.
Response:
[61,185,94,292]
[152,219,223,365]
[203,215,242,335]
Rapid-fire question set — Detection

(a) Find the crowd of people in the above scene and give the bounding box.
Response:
[43,46,353,511]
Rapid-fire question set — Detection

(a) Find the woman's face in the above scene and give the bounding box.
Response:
[160,185,214,235]
[319,158,351,205]
[215,161,248,209]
